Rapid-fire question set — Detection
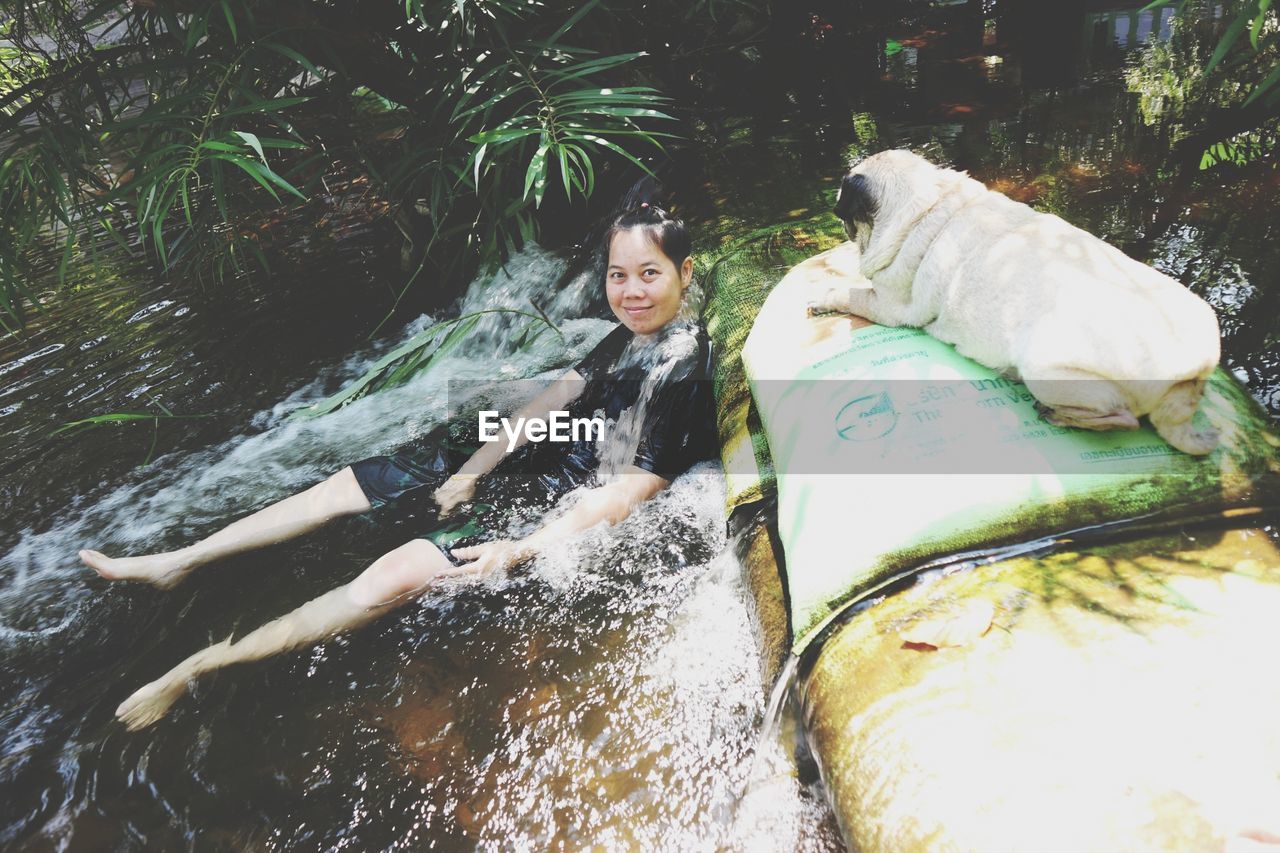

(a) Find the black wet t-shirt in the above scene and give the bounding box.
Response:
[488,321,718,502]
[351,320,719,541]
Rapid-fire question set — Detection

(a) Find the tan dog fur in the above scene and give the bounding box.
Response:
[811,150,1222,454]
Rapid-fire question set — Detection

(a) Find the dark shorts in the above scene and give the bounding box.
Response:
[349,451,450,510]
[349,451,493,566]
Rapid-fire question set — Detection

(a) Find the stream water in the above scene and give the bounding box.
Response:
[2,1,1278,849]
[0,241,842,848]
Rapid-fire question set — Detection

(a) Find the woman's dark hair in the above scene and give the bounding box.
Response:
[601,202,692,269]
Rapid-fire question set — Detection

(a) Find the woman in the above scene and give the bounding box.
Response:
[79,202,718,730]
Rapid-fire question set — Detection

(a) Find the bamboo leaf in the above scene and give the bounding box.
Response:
[260,41,322,77]
[254,137,309,149]
[470,126,540,145]
[233,130,267,164]
[523,142,550,205]
[295,309,562,419]
[580,133,655,174]
[545,0,599,45]
[527,298,561,337]
[554,85,664,96]
[52,411,211,436]
[53,413,160,434]
[1206,6,1252,74]
[1251,0,1273,49]
[219,95,312,119]
[180,174,193,225]
[248,238,271,274]
[451,78,527,122]
[219,0,238,43]
[57,232,76,286]
[559,106,676,120]
[1243,62,1280,105]
[554,144,570,198]
[149,185,175,267]
[98,217,133,253]
[255,162,307,200]
[198,139,248,153]
[562,127,680,141]
[552,91,665,105]
[579,146,595,196]
[211,152,281,201]
[184,11,208,54]
[547,53,647,84]
[473,141,488,186]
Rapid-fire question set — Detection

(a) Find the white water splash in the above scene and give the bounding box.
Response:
[0,244,837,850]
[428,465,838,850]
[595,320,701,482]
[0,246,610,630]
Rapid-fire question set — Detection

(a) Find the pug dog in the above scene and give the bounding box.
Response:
[809,149,1222,455]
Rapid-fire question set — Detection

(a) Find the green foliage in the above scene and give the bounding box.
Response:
[1131,0,1280,168]
[0,20,48,117]
[0,0,678,330]
[1199,131,1277,166]
[52,407,212,465]
[295,306,563,418]
[1141,0,1280,108]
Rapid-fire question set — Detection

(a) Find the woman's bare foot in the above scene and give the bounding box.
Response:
[78,549,192,589]
[116,675,190,731]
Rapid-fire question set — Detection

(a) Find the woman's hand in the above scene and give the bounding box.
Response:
[433,473,478,517]
[443,539,536,578]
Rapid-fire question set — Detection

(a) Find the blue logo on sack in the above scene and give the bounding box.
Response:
[835,391,898,442]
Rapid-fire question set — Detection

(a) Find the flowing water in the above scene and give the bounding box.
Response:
[0,242,843,848]
[3,0,1279,848]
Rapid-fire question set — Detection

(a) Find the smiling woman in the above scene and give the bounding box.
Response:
[605,202,695,335]
[79,197,719,731]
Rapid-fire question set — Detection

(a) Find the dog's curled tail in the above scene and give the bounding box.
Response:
[1149,377,1218,455]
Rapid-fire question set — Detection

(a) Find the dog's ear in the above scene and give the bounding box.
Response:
[834,173,876,225]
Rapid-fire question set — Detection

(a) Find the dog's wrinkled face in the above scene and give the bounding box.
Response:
[833,150,945,253]
[834,173,875,248]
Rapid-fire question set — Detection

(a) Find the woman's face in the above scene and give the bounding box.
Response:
[605,227,693,335]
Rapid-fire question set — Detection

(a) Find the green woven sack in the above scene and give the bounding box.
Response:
[740,242,1280,653]
[703,229,846,511]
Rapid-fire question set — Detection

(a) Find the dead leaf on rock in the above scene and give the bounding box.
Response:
[900,599,996,650]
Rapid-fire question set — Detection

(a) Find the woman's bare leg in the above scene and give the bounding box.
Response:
[80,467,374,588]
[115,538,453,730]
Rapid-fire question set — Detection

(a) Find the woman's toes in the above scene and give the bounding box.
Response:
[79,549,117,578]
[79,550,189,587]
[116,680,184,731]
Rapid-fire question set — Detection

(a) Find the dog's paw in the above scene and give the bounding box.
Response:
[1160,423,1220,456]
[1038,401,1140,431]
[807,286,850,317]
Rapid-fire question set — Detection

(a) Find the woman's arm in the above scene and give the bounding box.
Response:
[446,466,669,575]
[525,466,668,544]
[434,369,585,514]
